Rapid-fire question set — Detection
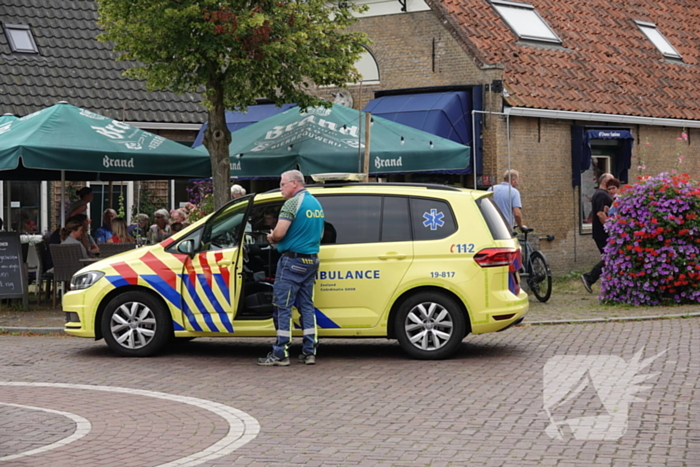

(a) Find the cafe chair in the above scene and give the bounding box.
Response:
[34,241,54,304]
[49,243,84,307]
[99,242,136,258]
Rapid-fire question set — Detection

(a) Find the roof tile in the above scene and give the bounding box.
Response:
[0,0,206,123]
[436,0,700,120]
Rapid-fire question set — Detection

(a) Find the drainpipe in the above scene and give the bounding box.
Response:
[471,110,512,190]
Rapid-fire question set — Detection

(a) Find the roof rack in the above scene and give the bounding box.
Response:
[264,182,463,194]
[305,182,463,192]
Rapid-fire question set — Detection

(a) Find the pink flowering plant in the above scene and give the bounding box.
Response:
[600,173,700,305]
[186,179,215,223]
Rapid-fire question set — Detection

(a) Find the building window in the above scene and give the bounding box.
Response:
[354,47,380,84]
[490,0,561,44]
[3,23,39,54]
[7,181,41,233]
[635,21,681,60]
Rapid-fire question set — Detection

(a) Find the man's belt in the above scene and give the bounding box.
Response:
[282,251,317,259]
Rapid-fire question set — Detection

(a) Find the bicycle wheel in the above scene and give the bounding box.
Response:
[528,251,552,302]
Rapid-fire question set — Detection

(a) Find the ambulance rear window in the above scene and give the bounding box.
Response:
[476,196,513,240]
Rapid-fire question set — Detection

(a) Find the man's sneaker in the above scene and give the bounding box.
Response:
[298,353,316,365]
[257,352,290,366]
[581,274,593,294]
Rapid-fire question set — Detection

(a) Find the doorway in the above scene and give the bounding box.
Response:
[89,183,126,233]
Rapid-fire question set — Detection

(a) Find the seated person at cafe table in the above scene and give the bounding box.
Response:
[148,209,171,244]
[94,208,117,243]
[128,213,149,240]
[60,219,89,259]
[46,214,96,269]
[107,217,134,244]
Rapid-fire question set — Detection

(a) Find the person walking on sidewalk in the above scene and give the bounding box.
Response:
[581,173,614,293]
[257,170,324,367]
[490,169,527,231]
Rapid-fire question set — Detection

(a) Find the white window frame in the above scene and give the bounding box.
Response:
[352,47,380,85]
[3,23,39,54]
[490,0,561,44]
[635,20,682,60]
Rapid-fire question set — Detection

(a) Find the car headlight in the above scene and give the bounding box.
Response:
[70,271,105,290]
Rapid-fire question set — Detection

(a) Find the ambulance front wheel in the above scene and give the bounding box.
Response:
[101,291,172,357]
[395,292,467,360]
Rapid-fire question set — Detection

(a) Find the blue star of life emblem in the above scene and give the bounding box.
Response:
[422,209,445,230]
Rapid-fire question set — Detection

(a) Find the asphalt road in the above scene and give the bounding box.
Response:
[1,318,698,466]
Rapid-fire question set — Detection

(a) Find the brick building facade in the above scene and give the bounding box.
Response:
[4,0,700,275]
[319,0,700,274]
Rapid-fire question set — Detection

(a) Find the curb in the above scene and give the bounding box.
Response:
[1,313,699,336]
[521,312,700,326]
[0,327,65,335]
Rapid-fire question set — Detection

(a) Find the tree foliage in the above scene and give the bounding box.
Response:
[97,0,370,208]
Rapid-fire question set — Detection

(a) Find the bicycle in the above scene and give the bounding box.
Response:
[518,227,553,302]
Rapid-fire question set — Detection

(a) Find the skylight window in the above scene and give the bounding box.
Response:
[491,0,561,44]
[3,23,39,54]
[635,21,681,60]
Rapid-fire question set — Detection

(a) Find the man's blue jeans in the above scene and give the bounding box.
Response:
[271,254,319,359]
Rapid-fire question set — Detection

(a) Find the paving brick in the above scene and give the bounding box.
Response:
[0,318,697,465]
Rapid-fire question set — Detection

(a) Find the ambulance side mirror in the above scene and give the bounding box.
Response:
[177,239,196,257]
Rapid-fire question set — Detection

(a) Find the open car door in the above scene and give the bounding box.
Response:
[178,196,254,333]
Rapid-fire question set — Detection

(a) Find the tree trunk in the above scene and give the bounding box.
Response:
[202,81,232,211]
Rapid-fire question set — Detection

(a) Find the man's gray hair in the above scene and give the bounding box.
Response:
[135,213,149,224]
[103,208,117,221]
[598,172,613,186]
[282,169,305,186]
[503,169,519,181]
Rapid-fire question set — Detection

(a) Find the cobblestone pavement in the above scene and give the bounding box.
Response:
[1,318,698,466]
[3,285,700,331]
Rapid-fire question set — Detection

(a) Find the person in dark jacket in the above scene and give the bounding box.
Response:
[581,173,614,293]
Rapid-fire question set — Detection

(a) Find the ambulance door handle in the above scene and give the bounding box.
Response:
[217,260,232,267]
[378,253,406,260]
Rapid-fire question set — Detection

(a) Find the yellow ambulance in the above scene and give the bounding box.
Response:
[64,182,528,359]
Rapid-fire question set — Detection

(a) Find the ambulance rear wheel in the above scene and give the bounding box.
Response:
[395,292,466,360]
[101,291,172,357]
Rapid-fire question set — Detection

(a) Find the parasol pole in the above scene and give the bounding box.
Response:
[6,182,10,231]
[357,108,363,173]
[363,112,371,181]
[60,170,66,227]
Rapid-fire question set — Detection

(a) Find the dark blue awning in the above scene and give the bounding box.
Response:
[571,127,635,186]
[192,103,297,147]
[362,91,480,175]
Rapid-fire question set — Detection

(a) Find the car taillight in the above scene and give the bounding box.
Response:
[474,248,518,268]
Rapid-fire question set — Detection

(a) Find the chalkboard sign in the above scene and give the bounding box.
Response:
[0,232,28,310]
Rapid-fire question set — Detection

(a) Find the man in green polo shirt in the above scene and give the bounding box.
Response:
[257,170,324,366]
